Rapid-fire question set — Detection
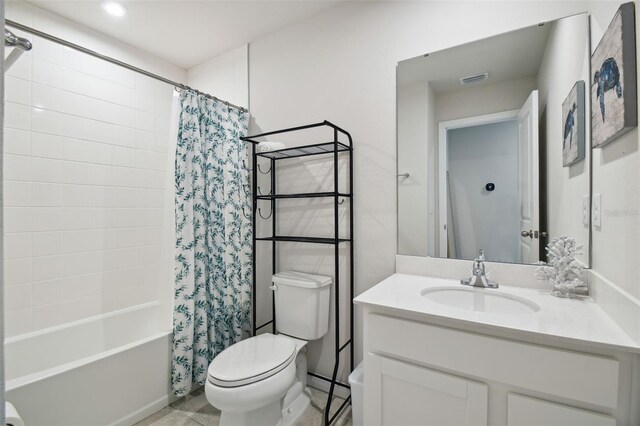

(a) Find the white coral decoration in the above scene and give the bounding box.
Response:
[534,236,587,298]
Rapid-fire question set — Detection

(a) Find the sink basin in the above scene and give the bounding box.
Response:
[421,286,541,315]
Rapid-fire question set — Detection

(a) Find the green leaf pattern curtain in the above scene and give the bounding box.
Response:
[171,90,252,397]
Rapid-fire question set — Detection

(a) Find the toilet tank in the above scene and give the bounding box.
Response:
[271,271,332,340]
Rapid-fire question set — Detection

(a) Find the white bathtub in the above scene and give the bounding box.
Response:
[5,302,173,426]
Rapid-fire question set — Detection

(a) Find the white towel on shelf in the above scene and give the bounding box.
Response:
[5,402,25,426]
[258,142,286,152]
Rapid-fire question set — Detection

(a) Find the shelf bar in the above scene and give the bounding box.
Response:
[256,236,350,244]
[307,372,351,389]
[242,120,352,145]
[245,122,354,426]
[256,192,351,200]
[256,141,350,160]
[328,396,352,425]
[251,142,258,336]
[325,127,341,426]
[255,320,273,331]
[271,157,277,335]
[348,128,355,374]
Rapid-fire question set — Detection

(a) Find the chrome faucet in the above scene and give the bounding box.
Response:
[461,249,498,288]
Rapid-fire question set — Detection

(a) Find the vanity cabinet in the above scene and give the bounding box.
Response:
[362,313,631,425]
[367,353,488,425]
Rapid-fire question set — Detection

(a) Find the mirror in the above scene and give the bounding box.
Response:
[397,13,591,266]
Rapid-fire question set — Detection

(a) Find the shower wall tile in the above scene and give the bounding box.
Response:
[32,35,63,65]
[5,102,31,130]
[6,54,32,81]
[4,233,33,259]
[4,259,33,286]
[32,58,62,88]
[4,208,33,233]
[31,108,62,135]
[4,154,31,181]
[4,128,32,156]
[32,232,63,257]
[4,181,31,206]
[32,83,63,112]
[31,183,63,207]
[4,309,33,338]
[5,284,32,311]
[63,47,135,88]
[32,132,64,158]
[5,76,32,105]
[31,279,63,306]
[4,40,176,336]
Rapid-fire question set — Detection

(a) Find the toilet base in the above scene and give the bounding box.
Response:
[280,384,311,426]
[217,385,311,426]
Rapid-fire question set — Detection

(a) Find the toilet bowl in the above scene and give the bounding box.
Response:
[205,271,333,426]
[205,333,311,426]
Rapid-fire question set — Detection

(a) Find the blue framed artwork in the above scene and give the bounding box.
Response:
[591,2,637,148]
[563,81,586,166]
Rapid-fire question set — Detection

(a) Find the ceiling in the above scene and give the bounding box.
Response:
[397,22,552,93]
[21,0,343,69]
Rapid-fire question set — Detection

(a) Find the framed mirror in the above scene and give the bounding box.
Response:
[397,13,591,266]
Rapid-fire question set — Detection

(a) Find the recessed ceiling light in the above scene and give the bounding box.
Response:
[101,1,126,17]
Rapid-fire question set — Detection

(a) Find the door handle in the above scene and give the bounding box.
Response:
[521,230,547,239]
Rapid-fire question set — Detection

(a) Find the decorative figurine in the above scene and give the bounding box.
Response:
[535,236,587,298]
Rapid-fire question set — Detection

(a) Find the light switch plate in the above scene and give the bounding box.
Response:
[593,193,602,228]
[582,195,590,226]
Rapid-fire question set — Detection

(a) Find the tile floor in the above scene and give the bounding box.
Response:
[134,387,352,426]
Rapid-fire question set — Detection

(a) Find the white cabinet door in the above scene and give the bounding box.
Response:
[507,393,616,426]
[365,353,488,426]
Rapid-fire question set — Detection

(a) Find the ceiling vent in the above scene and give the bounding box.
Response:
[460,72,489,85]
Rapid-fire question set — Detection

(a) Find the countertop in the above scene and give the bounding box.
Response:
[354,273,640,354]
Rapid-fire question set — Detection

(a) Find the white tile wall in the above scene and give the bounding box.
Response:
[3,41,175,338]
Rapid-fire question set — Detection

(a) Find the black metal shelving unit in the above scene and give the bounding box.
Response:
[242,121,354,426]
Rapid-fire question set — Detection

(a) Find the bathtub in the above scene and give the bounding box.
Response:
[5,302,173,426]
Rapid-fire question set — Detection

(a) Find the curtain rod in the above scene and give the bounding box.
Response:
[5,19,247,113]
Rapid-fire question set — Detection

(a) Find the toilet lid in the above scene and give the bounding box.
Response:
[208,334,296,387]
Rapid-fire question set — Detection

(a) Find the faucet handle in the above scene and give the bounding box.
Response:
[476,249,486,262]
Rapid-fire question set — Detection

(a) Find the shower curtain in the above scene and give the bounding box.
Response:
[171,90,252,397]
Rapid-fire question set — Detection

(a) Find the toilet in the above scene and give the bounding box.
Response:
[205,271,332,426]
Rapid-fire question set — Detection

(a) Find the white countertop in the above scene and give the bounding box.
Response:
[354,273,640,354]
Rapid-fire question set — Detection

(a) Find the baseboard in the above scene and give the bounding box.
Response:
[109,395,170,426]
[307,374,350,400]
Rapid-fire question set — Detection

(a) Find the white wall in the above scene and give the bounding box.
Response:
[447,121,520,262]
[588,1,640,302]
[187,44,249,108]
[247,0,592,377]
[537,14,591,266]
[1,3,6,422]
[435,76,537,123]
[3,2,182,337]
[397,81,430,255]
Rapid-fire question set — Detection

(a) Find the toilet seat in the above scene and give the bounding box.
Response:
[208,334,296,387]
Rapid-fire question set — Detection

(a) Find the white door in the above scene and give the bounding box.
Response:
[518,91,540,263]
[365,353,488,426]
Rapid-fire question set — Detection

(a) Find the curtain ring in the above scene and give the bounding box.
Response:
[257,163,272,174]
[258,207,273,220]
